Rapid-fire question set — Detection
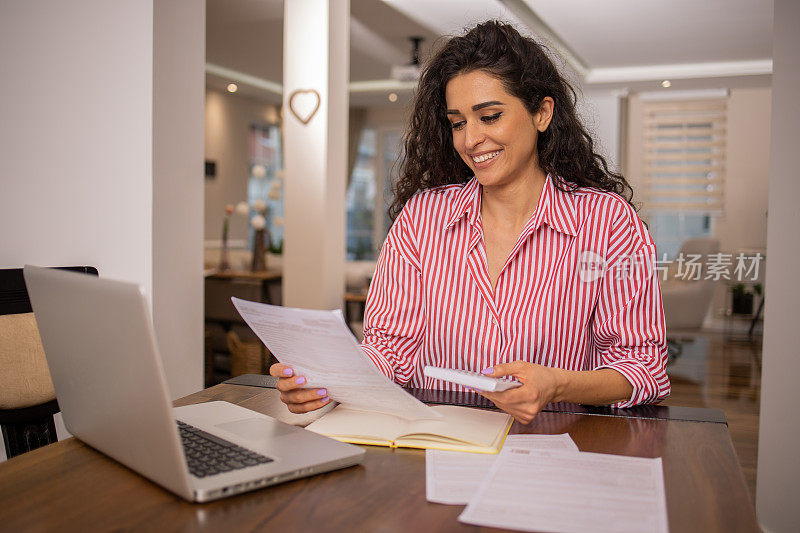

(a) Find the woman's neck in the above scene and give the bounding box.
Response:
[480,168,548,231]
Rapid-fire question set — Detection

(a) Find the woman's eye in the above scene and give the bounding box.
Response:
[450,120,466,130]
[481,112,502,123]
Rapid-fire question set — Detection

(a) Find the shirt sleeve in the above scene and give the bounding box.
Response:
[591,205,671,408]
[360,207,426,384]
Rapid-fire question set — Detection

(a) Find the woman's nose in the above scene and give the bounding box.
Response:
[464,122,485,149]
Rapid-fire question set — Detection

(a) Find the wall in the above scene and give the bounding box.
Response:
[0,0,154,290]
[204,89,281,245]
[720,88,771,253]
[622,95,646,200]
[578,90,624,172]
[0,0,205,403]
[364,104,408,129]
[757,0,800,530]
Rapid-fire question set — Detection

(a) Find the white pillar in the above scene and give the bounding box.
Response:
[152,0,205,399]
[282,0,349,310]
[757,0,800,531]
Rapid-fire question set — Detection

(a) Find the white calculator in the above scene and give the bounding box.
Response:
[423,366,522,392]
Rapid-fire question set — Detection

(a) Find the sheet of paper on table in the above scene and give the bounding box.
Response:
[458,448,669,533]
[231,298,439,420]
[425,433,579,505]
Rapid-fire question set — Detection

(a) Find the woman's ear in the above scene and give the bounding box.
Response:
[535,97,555,132]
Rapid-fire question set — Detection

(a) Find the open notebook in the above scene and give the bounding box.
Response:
[305,404,513,454]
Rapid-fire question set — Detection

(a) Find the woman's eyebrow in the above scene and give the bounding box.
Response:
[447,100,505,115]
[472,100,503,111]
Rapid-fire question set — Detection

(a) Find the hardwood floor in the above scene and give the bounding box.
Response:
[661,331,762,502]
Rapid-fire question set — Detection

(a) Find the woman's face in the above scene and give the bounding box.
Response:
[445,70,553,190]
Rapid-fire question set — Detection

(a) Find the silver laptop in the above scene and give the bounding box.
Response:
[23,265,364,502]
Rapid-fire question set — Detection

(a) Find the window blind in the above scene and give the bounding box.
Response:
[642,98,727,211]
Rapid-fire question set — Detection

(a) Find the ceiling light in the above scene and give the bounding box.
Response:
[661,80,672,88]
[227,83,238,93]
[388,93,398,103]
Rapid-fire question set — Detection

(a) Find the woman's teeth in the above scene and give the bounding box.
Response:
[472,150,501,163]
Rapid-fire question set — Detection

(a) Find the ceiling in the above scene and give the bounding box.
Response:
[206,0,774,106]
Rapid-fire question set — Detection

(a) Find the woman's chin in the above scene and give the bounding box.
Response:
[474,169,515,189]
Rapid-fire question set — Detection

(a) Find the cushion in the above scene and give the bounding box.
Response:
[0,313,56,409]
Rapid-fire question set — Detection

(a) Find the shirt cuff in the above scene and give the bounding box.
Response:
[595,359,668,408]
[360,344,395,381]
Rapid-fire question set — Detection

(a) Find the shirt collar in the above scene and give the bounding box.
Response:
[444,175,579,237]
[444,178,482,230]
[540,175,579,237]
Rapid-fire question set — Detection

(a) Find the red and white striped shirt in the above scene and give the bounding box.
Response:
[361,175,670,408]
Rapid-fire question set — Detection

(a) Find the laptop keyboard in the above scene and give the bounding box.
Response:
[177,420,273,478]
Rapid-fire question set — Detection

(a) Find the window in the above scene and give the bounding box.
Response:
[641,96,727,258]
[345,127,403,260]
[248,124,283,252]
[379,129,403,238]
[346,129,377,260]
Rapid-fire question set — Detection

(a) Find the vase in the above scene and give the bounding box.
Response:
[251,228,268,272]
[219,223,231,271]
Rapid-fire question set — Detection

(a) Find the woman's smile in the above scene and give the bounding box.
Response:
[471,149,503,167]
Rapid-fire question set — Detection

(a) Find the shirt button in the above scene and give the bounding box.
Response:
[492,319,499,327]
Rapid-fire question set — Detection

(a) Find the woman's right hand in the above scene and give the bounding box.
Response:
[269,363,332,413]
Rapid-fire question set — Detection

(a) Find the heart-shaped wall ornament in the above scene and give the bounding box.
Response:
[288,89,321,125]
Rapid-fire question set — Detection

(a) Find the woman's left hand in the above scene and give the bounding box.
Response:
[479,361,563,424]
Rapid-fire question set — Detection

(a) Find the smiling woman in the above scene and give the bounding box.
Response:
[270,21,669,424]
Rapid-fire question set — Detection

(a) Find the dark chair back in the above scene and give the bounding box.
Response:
[0,266,98,458]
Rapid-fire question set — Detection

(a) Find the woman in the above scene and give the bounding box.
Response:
[271,21,669,423]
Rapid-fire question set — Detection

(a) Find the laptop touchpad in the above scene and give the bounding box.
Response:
[215,418,296,441]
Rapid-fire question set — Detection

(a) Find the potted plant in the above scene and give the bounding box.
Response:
[731,284,754,315]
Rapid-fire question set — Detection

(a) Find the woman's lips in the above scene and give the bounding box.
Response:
[471,149,502,168]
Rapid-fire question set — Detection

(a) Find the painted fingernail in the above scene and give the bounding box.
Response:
[283,368,293,376]
[321,396,330,403]
[295,376,306,385]
[317,388,327,396]
[481,367,494,375]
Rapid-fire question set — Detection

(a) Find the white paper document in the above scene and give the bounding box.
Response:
[231,298,439,420]
[458,449,669,533]
[426,434,579,505]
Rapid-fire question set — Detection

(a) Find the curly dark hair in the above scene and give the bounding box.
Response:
[390,20,634,220]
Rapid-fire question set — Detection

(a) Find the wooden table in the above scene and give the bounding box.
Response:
[0,384,759,532]
[205,269,282,304]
